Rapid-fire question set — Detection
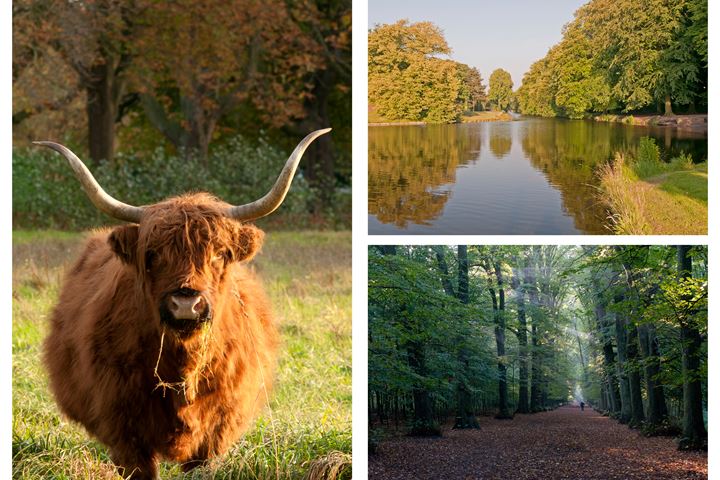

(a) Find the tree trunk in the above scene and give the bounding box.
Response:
[626,323,645,427]
[301,67,337,203]
[86,61,122,165]
[457,246,469,304]
[677,246,706,449]
[614,293,632,424]
[452,246,478,429]
[638,323,668,427]
[664,94,674,116]
[512,265,530,414]
[594,299,617,410]
[526,261,543,413]
[493,262,512,419]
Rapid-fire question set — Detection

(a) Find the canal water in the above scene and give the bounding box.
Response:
[368,117,706,234]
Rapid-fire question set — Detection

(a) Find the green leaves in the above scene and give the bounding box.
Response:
[368,21,481,123]
[517,0,707,118]
[488,69,514,112]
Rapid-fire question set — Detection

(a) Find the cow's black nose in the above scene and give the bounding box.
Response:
[168,295,204,319]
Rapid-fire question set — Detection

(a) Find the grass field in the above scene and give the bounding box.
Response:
[12,230,352,479]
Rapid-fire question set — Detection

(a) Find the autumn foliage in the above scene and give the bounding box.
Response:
[13,0,351,209]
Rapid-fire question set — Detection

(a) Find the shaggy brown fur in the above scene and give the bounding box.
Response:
[44,193,278,479]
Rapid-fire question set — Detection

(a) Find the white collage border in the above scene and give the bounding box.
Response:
[0,0,715,478]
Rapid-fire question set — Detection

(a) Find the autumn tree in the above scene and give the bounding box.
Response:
[368,20,471,123]
[14,0,142,164]
[457,63,487,111]
[488,69,514,112]
[133,0,322,161]
[287,0,352,199]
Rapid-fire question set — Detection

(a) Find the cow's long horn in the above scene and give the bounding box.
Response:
[33,141,144,223]
[224,128,332,221]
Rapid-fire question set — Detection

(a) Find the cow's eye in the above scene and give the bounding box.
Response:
[145,252,156,272]
[212,251,227,266]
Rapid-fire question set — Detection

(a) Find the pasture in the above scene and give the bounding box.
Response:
[12,230,352,479]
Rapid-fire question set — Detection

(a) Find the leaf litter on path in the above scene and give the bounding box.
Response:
[369,406,707,480]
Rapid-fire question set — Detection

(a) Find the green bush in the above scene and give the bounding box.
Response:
[408,419,442,437]
[669,152,694,170]
[632,136,665,178]
[13,136,347,230]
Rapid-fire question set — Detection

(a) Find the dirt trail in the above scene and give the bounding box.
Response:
[369,406,707,480]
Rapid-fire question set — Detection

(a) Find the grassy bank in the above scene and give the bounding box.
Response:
[598,139,707,234]
[461,111,512,123]
[12,230,352,479]
[368,106,511,125]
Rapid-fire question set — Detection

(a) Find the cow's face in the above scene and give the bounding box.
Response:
[108,196,263,337]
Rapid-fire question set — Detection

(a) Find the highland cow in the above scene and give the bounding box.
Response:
[37,129,330,479]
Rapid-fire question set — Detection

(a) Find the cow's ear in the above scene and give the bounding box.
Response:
[229,224,264,262]
[108,225,140,265]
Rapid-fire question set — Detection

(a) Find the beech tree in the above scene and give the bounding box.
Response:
[517,0,708,117]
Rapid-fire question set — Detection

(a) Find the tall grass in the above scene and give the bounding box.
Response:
[597,137,707,234]
[12,230,351,479]
[596,153,651,234]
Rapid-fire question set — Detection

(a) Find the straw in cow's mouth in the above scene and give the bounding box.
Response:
[152,323,214,402]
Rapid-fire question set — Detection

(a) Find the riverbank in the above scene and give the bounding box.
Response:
[594,113,707,134]
[599,154,707,235]
[461,111,512,123]
[368,107,511,126]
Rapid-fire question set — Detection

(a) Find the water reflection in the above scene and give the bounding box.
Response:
[488,123,512,158]
[367,124,482,228]
[368,117,707,235]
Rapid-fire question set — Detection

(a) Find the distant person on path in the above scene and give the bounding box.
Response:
[580,401,585,412]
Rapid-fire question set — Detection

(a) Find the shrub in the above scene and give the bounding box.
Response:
[640,419,682,437]
[632,137,665,178]
[669,152,694,170]
[369,428,385,454]
[408,419,442,437]
[13,136,347,230]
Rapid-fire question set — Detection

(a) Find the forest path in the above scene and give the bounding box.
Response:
[369,406,707,479]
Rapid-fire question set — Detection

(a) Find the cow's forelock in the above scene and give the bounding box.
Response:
[118,194,263,334]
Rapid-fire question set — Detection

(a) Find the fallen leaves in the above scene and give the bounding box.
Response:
[369,406,707,479]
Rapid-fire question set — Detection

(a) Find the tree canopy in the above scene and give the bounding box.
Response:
[13,0,351,210]
[488,69,514,112]
[516,0,707,118]
[368,20,487,123]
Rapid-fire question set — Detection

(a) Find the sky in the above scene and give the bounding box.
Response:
[369,0,588,87]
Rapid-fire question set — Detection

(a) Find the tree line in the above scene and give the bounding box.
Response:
[13,0,351,199]
[516,0,707,119]
[369,245,707,451]
[369,20,518,123]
